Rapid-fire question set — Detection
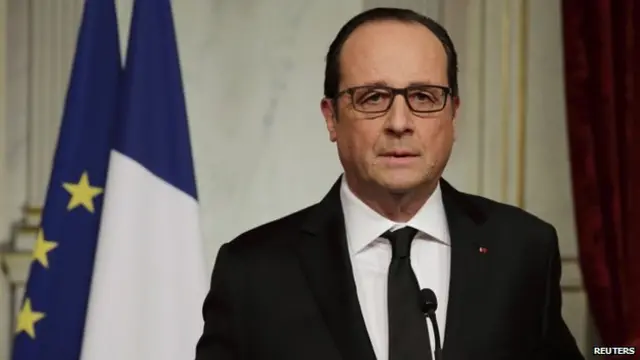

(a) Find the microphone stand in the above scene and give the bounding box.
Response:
[420,288,443,360]
[425,310,442,360]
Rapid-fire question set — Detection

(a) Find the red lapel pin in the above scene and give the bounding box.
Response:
[479,247,488,254]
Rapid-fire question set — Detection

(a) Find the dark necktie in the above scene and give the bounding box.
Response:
[384,226,433,360]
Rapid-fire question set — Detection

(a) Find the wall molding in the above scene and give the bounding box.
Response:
[0,1,10,358]
[514,0,529,208]
[0,0,7,240]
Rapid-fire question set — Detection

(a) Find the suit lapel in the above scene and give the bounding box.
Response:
[295,178,377,360]
[439,179,493,358]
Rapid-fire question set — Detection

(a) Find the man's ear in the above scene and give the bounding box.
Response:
[320,98,338,142]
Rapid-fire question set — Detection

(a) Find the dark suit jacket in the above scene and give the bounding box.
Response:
[195,178,585,360]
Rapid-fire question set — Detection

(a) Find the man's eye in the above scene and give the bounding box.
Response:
[411,92,436,103]
[361,92,388,104]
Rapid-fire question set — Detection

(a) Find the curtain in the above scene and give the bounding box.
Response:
[561,0,640,356]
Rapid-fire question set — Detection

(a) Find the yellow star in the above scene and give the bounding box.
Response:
[16,298,45,339]
[62,171,103,213]
[32,229,58,268]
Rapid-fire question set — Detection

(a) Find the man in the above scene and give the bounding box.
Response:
[195,7,584,360]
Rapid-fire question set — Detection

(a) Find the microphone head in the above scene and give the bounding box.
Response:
[420,288,438,314]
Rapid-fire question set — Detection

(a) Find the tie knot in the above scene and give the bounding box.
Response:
[382,226,418,259]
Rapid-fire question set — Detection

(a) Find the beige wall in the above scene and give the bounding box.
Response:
[0,0,592,358]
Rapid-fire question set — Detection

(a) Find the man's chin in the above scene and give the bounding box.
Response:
[375,173,426,194]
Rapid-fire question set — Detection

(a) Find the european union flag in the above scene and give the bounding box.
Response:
[11,0,122,359]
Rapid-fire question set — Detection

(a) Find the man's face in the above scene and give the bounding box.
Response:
[322,20,458,193]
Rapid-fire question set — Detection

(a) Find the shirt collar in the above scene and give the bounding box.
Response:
[340,176,450,255]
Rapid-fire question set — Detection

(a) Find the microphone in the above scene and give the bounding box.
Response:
[420,288,442,360]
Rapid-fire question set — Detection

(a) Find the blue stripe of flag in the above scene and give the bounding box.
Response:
[114,0,198,200]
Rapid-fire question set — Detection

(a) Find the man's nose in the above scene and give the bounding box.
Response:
[384,94,414,135]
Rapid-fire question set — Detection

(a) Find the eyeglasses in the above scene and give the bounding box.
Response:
[335,84,452,114]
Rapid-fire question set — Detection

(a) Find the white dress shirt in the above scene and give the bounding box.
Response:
[340,177,451,360]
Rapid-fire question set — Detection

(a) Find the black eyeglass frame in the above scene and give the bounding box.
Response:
[332,84,453,114]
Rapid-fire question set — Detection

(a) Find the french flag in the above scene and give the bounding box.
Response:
[80,0,207,359]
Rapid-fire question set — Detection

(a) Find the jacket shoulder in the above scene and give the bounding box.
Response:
[454,189,558,245]
[222,202,317,252]
[471,192,552,227]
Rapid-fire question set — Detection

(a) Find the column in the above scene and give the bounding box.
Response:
[25,0,82,225]
[25,0,46,217]
[0,0,7,233]
[0,0,10,356]
[456,0,529,207]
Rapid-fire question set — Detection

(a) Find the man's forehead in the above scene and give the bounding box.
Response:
[341,20,443,53]
[339,20,448,87]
